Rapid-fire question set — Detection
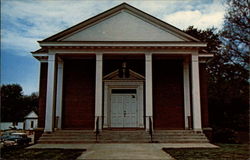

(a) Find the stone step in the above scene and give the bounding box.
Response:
[38,140,97,144]
[43,132,95,135]
[152,132,205,135]
[153,137,208,140]
[40,137,96,140]
[37,130,209,144]
[42,134,96,137]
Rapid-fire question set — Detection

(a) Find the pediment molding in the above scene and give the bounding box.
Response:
[103,69,144,81]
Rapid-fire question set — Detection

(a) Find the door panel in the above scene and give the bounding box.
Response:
[111,94,137,128]
[111,95,124,127]
[123,95,137,127]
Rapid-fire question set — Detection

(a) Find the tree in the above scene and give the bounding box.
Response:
[220,0,249,67]
[217,0,249,130]
[1,84,24,122]
[184,25,249,131]
[1,84,39,122]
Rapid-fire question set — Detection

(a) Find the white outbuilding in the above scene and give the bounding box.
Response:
[24,111,38,130]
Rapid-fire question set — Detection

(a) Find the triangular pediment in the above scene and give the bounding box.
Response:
[62,11,186,41]
[104,69,144,81]
[24,111,38,119]
[42,3,199,42]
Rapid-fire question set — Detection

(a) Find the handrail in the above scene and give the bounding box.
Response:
[149,116,153,142]
[95,117,99,142]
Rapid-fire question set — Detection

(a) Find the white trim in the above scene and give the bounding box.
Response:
[55,59,64,129]
[94,54,103,131]
[40,60,48,63]
[44,54,57,132]
[145,53,153,131]
[40,42,207,47]
[103,81,144,128]
[44,48,200,55]
[191,53,202,130]
[33,54,48,57]
[183,58,191,129]
[48,51,196,55]
[198,54,213,57]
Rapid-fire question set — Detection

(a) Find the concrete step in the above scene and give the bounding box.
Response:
[37,130,209,144]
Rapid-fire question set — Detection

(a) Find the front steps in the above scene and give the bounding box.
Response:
[152,130,209,143]
[38,130,209,144]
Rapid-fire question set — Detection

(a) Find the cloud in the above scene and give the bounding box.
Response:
[163,10,224,30]
[163,0,225,30]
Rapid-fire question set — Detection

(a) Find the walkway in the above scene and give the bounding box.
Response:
[28,143,218,160]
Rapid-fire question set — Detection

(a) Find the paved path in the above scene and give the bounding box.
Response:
[76,144,174,160]
[28,143,218,160]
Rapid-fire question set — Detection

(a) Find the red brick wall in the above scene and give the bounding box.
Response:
[153,59,185,129]
[199,63,209,128]
[38,63,47,128]
[62,59,95,129]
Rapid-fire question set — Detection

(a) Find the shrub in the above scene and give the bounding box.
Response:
[212,128,238,143]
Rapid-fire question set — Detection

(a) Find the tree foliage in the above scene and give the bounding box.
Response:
[220,0,249,67]
[184,0,249,131]
[1,84,38,122]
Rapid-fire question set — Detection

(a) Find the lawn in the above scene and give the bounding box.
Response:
[1,145,85,160]
[163,144,249,160]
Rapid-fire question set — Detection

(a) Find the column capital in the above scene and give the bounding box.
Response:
[145,53,152,61]
[96,53,103,61]
[48,54,56,61]
[191,54,199,62]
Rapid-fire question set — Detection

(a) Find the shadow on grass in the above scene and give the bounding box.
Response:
[1,145,86,160]
[163,144,249,160]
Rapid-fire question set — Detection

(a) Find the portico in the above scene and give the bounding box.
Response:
[33,3,212,135]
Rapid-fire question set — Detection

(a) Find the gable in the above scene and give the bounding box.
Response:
[42,3,199,42]
[25,111,38,119]
[104,69,144,81]
[61,11,186,42]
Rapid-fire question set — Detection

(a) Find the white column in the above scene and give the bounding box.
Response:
[191,53,202,130]
[55,58,64,129]
[145,53,153,131]
[44,54,57,132]
[183,58,191,129]
[95,54,103,131]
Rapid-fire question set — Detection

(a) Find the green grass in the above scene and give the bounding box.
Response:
[1,145,85,160]
[163,144,249,160]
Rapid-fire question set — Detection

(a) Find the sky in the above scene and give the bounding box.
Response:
[1,0,226,95]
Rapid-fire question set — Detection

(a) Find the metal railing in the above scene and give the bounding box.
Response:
[95,117,99,142]
[149,117,153,142]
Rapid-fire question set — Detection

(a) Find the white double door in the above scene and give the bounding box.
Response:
[111,94,137,127]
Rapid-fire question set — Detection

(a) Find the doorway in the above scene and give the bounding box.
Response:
[111,89,137,127]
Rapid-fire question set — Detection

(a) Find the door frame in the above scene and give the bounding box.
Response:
[103,81,144,128]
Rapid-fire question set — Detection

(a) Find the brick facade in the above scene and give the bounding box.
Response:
[38,63,47,128]
[62,59,95,129]
[199,63,209,128]
[37,59,209,130]
[153,59,185,129]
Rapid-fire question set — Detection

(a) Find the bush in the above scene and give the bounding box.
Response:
[212,128,238,143]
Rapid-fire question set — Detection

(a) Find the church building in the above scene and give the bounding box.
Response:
[32,3,212,140]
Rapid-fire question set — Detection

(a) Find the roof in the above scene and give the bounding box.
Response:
[41,3,200,42]
[24,111,38,119]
